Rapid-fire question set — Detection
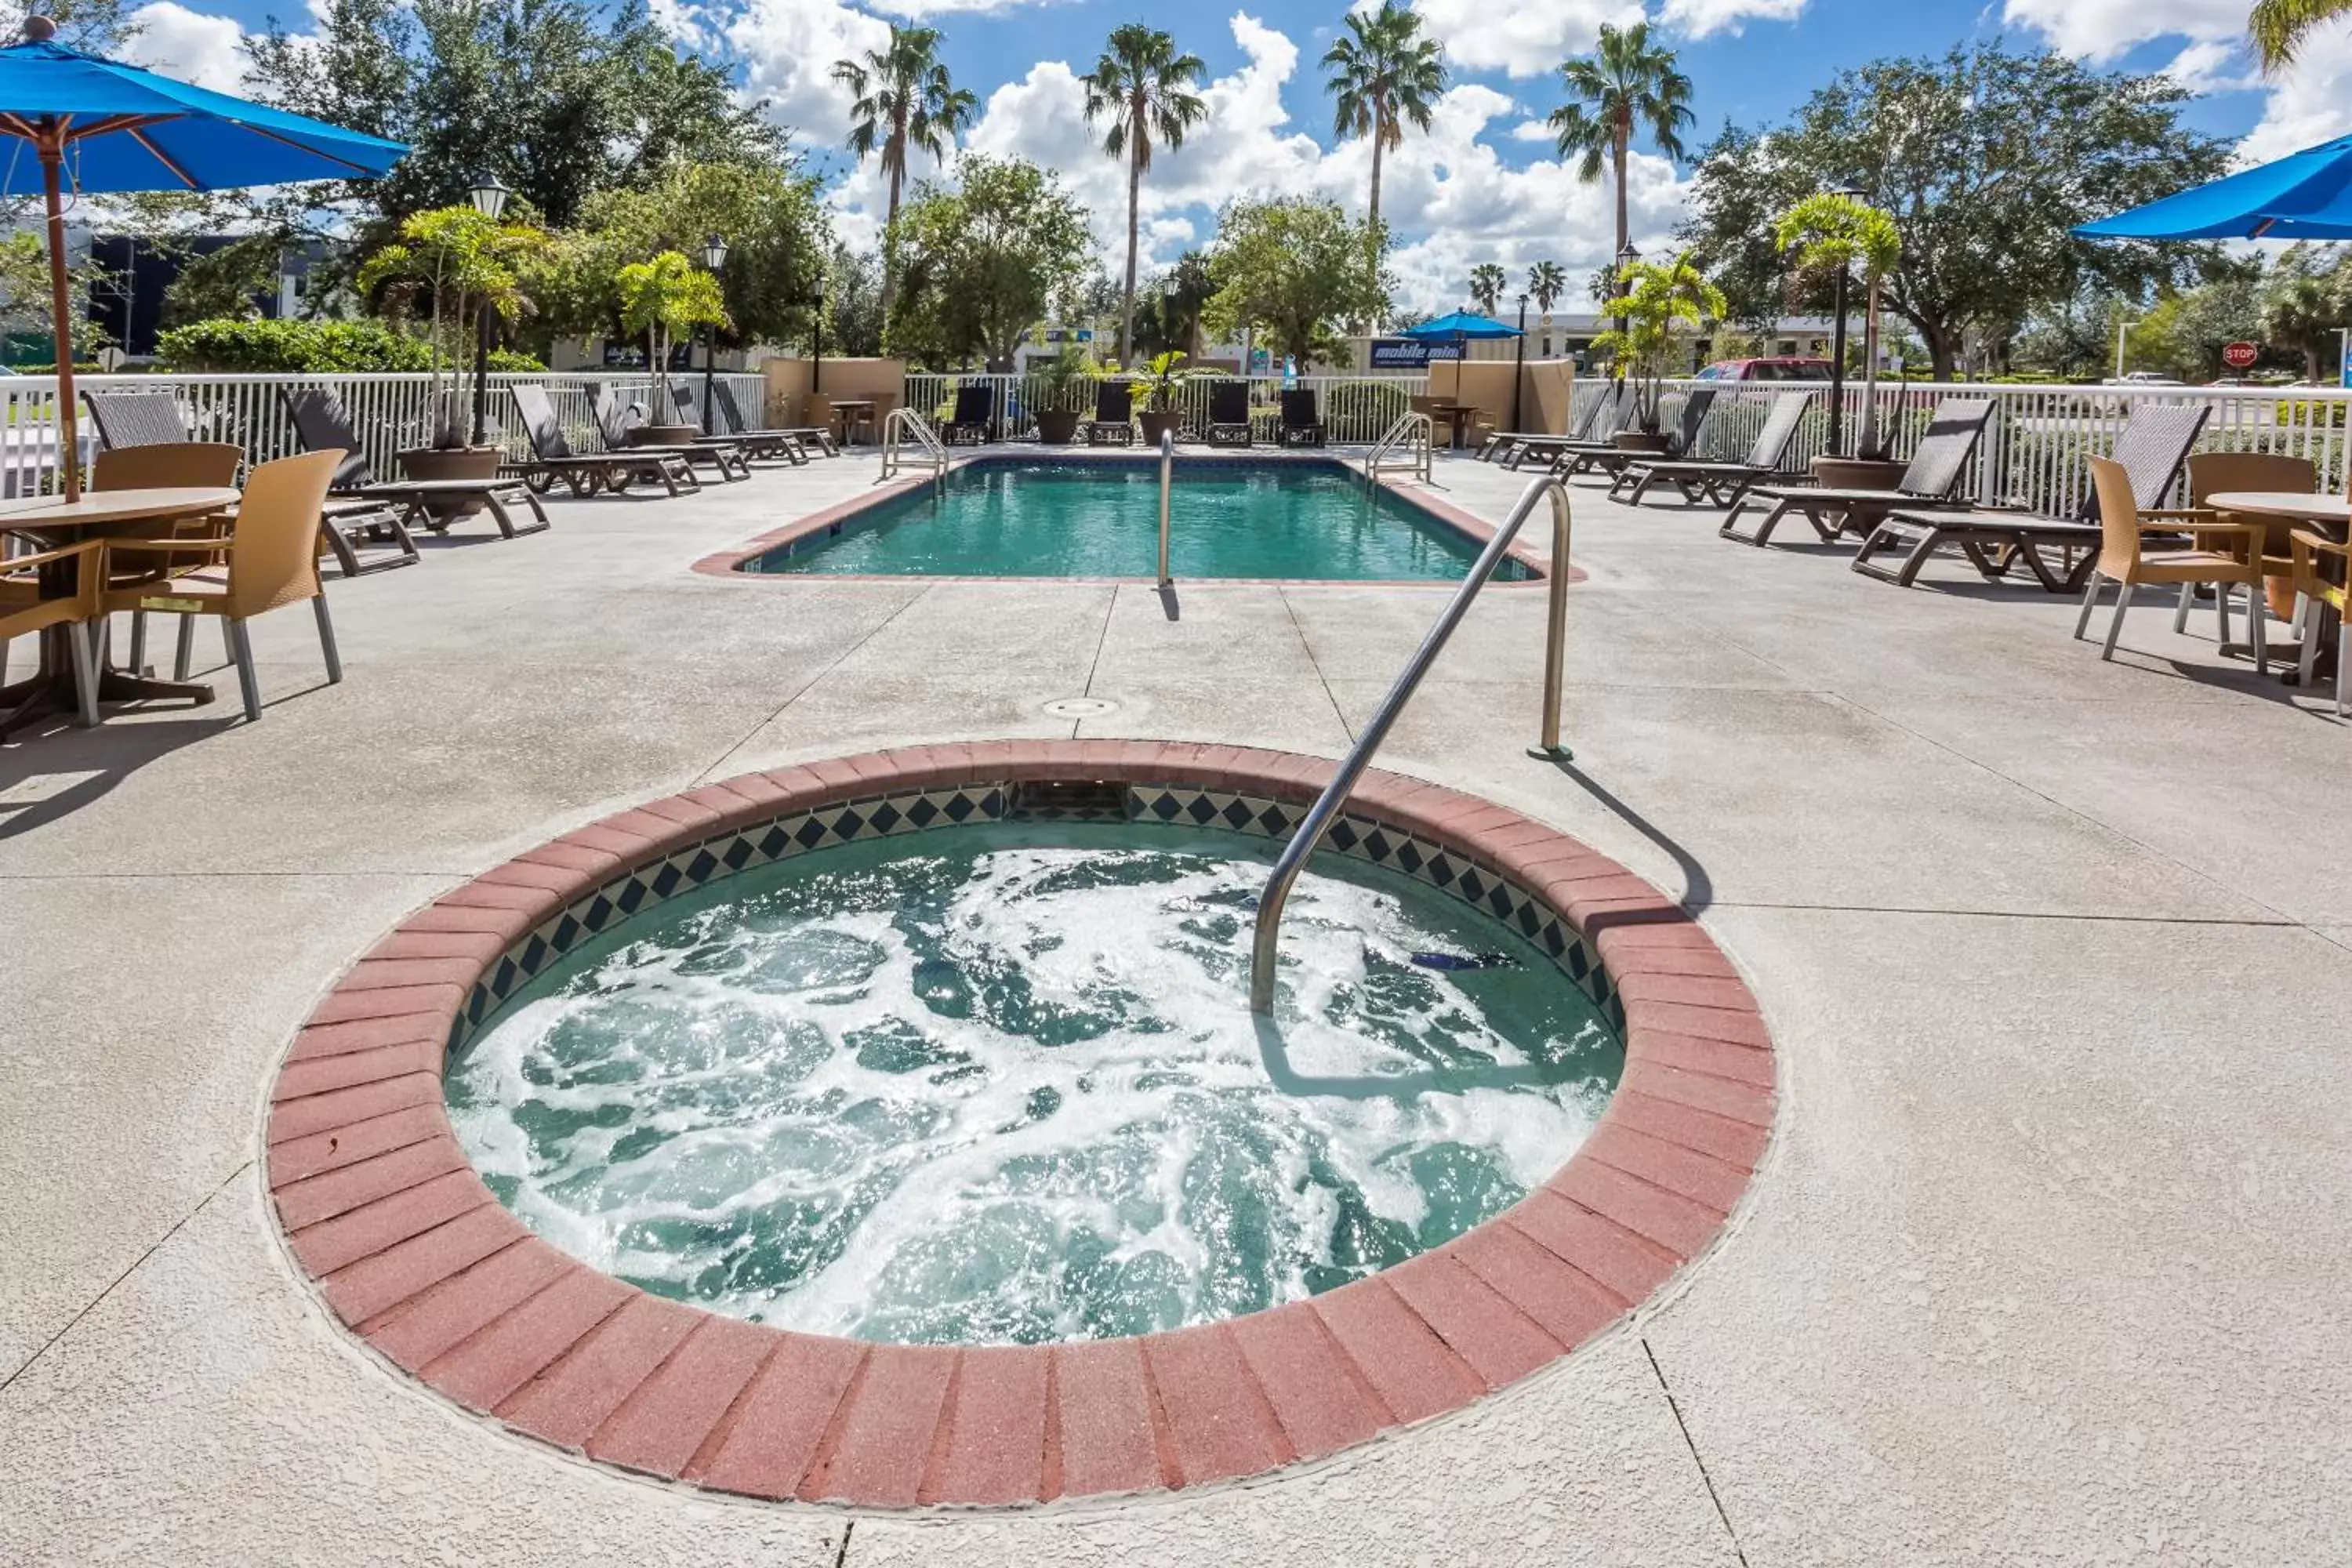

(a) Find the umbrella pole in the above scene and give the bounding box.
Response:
[40,138,80,503]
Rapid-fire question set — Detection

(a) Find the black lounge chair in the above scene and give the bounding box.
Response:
[943,383,996,445]
[1576,388,1716,483]
[711,380,837,459]
[1855,401,2213,592]
[1083,379,1134,446]
[590,384,749,481]
[1719,396,1994,546]
[88,389,419,577]
[1479,384,1612,465]
[1612,390,1814,508]
[512,383,699,497]
[1279,388,1323,448]
[672,383,806,465]
[1538,383,1651,476]
[1205,380,1254,448]
[285,387,550,544]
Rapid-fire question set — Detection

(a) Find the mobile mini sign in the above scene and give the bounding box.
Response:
[1370,339,1462,368]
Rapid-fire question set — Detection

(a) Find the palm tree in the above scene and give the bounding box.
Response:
[833,24,977,318]
[1547,21,1694,266]
[1322,2,1446,247]
[2249,0,2349,67]
[1527,260,1566,314]
[1083,24,1207,362]
[1468,263,1506,315]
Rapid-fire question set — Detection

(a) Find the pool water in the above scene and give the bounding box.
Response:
[739,458,1530,581]
[448,822,1618,1346]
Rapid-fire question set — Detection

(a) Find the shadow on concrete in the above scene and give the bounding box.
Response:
[1155,583,1181,622]
[1539,753,1715,919]
[0,713,240,841]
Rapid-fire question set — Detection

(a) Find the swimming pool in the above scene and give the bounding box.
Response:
[731,456,1536,582]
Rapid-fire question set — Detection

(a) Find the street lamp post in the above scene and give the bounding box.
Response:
[811,283,826,395]
[466,173,510,448]
[2114,318,2140,381]
[1613,241,1639,348]
[1512,292,1528,432]
[700,232,728,429]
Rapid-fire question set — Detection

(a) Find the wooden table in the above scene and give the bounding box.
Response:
[0,486,241,734]
[828,399,878,445]
[1426,401,1480,450]
[2205,491,2352,683]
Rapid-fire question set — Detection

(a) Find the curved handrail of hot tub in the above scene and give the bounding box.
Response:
[1248,472,1574,1014]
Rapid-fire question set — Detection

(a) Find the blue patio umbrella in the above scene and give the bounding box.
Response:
[2074,133,2352,241]
[1399,310,1524,343]
[0,17,408,498]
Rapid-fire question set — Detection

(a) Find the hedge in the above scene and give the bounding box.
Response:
[154,318,547,376]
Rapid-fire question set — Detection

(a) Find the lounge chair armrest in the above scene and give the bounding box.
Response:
[99,536,230,553]
[0,537,104,572]
[2138,506,2212,524]
[2168,520,2262,564]
[2289,528,2350,579]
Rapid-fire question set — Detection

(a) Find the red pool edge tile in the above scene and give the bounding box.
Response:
[264,739,1774,1510]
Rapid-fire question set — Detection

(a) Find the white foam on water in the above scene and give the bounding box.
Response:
[448,836,1617,1345]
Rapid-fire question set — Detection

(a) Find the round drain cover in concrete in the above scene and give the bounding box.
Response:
[1042,696,1120,718]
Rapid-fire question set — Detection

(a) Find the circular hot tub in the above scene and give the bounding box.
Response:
[266,742,1773,1508]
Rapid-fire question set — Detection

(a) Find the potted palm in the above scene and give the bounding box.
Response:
[616,250,728,445]
[1032,343,1090,444]
[1592,256,1724,452]
[1126,350,1193,445]
[358,204,540,512]
[1777,192,1904,487]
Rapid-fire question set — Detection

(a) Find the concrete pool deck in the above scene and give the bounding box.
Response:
[3,448,2347,1563]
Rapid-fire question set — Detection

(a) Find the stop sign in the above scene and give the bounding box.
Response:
[2223,341,2260,369]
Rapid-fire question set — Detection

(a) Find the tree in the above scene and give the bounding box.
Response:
[2249,0,2347,69]
[1677,44,2231,378]
[2263,245,2347,381]
[886,155,1092,370]
[1777,192,1901,455]
[1323,0,1446,307]
[1527,260,1567,315]
[1082,24,1207,363]
[826,243,887,358]
[833,24,976,322]
[357,205,547,445]
[1468,264,1506,315]
[1548,22,1693,266]
[1592,256,1724,433]
[1134,250,1214,358]
[615,250,728,408]
[1200,196,1388,367]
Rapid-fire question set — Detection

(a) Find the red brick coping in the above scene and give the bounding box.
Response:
[690,452,1581,586]
[265,741,1772,1509]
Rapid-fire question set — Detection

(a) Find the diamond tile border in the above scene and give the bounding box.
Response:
[688,452,1581,586]
[265,740,1774,1512]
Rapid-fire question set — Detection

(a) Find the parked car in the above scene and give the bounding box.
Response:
[2103,371,2184,387]
[1693,358,1835,382]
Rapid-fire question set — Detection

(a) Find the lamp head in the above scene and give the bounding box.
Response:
[703,233,728,270]
[468,174,511,221]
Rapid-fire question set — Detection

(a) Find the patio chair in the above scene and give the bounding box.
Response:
[1611,390,1816,507]
[1205,380,1254,448]
[1544,383,1661,477]
[1720,396,1994,546]
[285,387,550,544]
[1855,402,2212,592]
[942,383,996,445]
[1479,382,1616,466]
[0,529,103,728]
[1279,388,1324,448]
[589,384,749,481]
[670,383,804,466]
[2288,528,2348,715]
[510,383,699,498]
[2169,452,2315,638]
[88,388,414,580]
[96,449,348,722]
[92,441,242,679]
[1576,388,1716,482]
[1083,379,1135,446]
[711,380,834,460]
[2073,454,2265,670]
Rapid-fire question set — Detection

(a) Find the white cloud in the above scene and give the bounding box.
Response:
[1659,0,1808,39]
[2238,19,2352,163]
[1407,0,1639,79]
[725,0,893,143]
[1508,118,1554,143]
[122,2,247,93]
[1999,0,2244,61]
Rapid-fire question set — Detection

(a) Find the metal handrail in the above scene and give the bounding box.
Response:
[1249,474,1574,1014]
[1156,428,1174,586]
[1365,410,1433,485]
[880,406,948,482]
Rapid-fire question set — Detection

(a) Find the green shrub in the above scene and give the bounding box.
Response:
[2281,398,2348,427]
[487,347,547,373]
[154,318,434,373]
[1323,378,1410,429]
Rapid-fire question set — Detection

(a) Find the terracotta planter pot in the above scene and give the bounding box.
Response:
[1034,408,1082,445]
[1137,409,1183,445]
[1613,431,1671,455]
[1811,456,1906,490]
[631,423,701,447]
[395,445,501,524]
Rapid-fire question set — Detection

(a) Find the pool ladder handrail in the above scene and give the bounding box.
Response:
[1365,410,1433,485]
[1156,427,1174,587]
[1248,473,1574,1014]
[880,406,949,484]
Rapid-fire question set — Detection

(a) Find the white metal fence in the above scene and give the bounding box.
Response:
[0,369,771,495]
[904,372,1432,446]
[1577,378,2352,519]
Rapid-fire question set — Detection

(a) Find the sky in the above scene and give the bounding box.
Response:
[114,0,2352,311]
